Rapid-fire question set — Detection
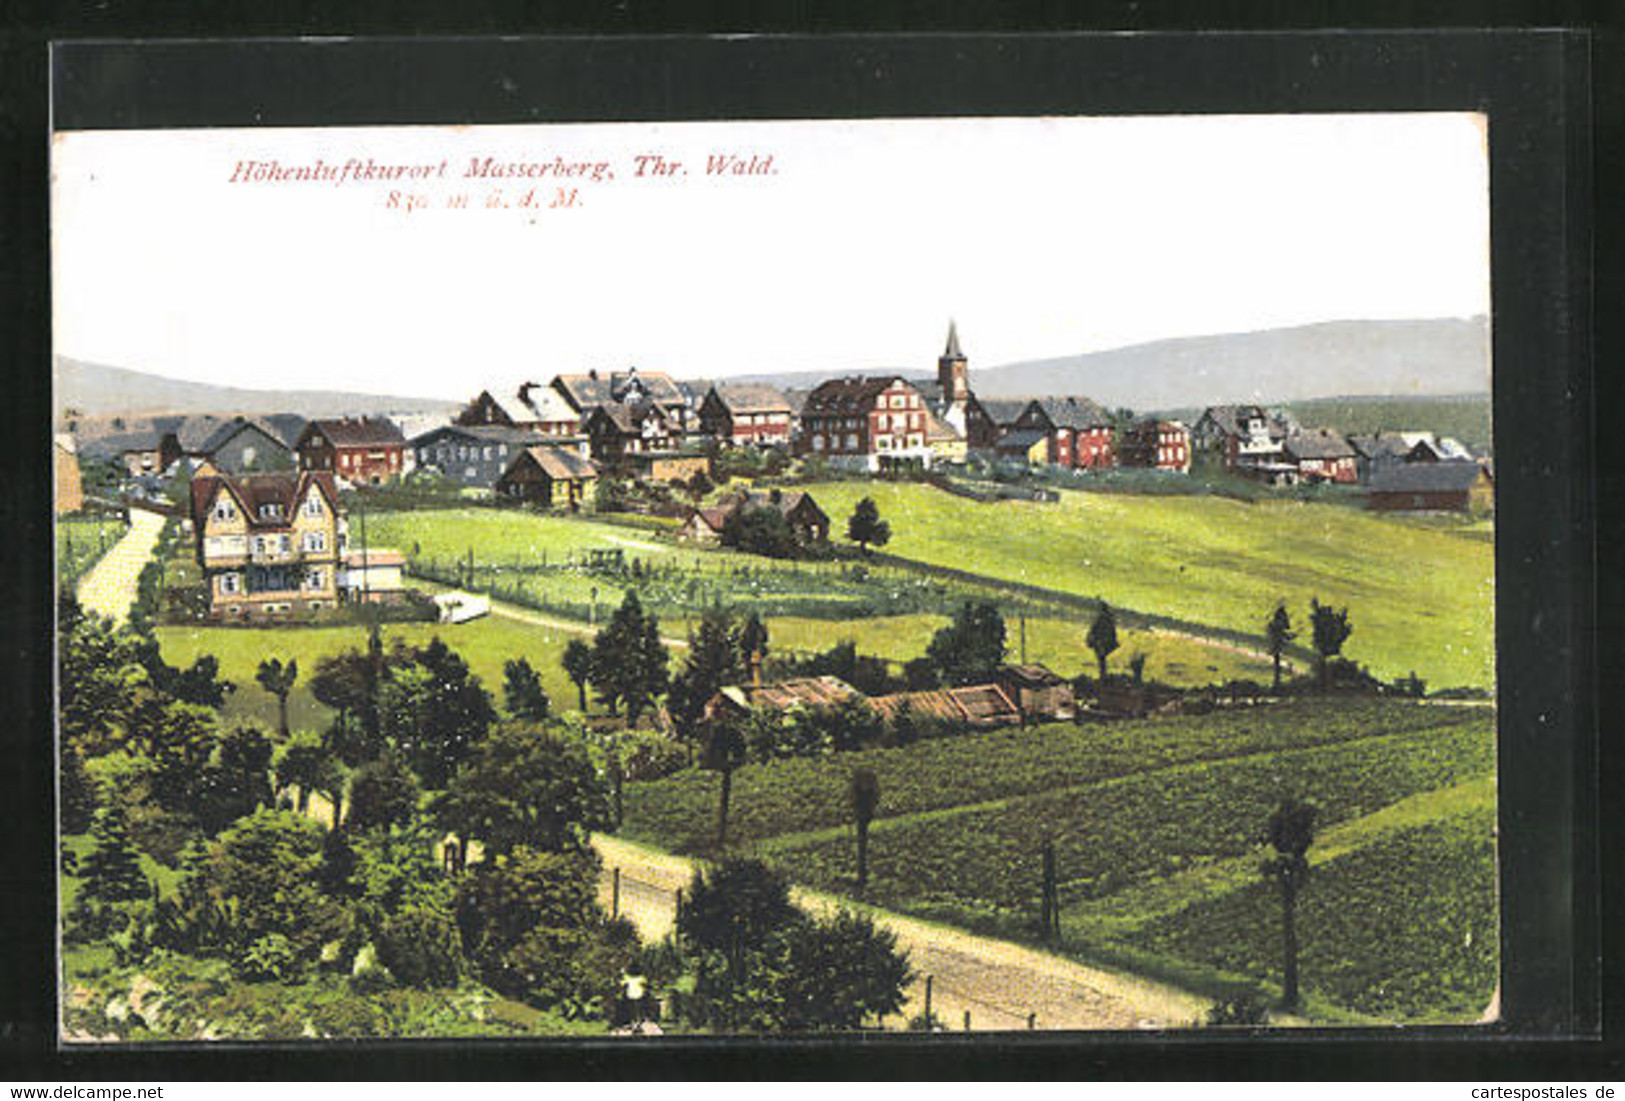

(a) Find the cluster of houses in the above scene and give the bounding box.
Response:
[57,321,1491,621]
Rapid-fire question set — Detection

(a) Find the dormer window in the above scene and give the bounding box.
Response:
[213,499,235,521]
[259,503,285,520]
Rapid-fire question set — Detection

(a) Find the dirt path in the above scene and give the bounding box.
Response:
[75,508,166,626]
[592,834,1210,1032]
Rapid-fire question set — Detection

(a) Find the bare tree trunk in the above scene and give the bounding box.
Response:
[277,692,290,741]
[1281,878,1300,1010]
[1272,653,1282,693]
[857,821,869,887]
[716,768,733,851]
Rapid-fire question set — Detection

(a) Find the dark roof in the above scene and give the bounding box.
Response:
[943,320,964,360]
[305,416,407,447]
[262,414,309,447]
[721,676,864,711]
[1348,433,1426,461]
[979,399,1034,426]
[553,369,686,410]
[197,416,291,457]
[587,401,674,435]
[802,376,908,415]
[782,388,813,415]
[1283,428,1355,461]
[708,383,793,415]
[413,423,546,447]
[152,414,233,452]
[740,489,826,523]
[516,445,599,481]
[1029,396,1110,430]
[996,428,1049,450]
[191,470,338,530]
[1366,460,1483,494]
[79,429,164,458]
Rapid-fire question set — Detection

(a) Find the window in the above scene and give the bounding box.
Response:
[220,573,241,594]
[303,531,327,552]
[252,536,266,555]
[304,494,323,517]
[812,435,825,452]
[279,535,291,553]
[499,444,508,456]
[307,568,325,590]
[845,433,858,451]
[483,446,494,461]
[213,499,234,521]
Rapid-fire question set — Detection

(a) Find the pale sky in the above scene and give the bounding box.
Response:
[51,113,1489,399]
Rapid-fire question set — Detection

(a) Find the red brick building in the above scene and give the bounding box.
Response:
[1119,419,1191,473]
[1009,397,1116,470]
[795,376,933,472]
[295,417,407,485]
[698,384,795,446]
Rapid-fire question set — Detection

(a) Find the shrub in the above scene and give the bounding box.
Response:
[376,902,466,989]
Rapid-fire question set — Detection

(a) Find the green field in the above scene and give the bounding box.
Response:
[767,614,1278,687]
[619,698,1497,1022]
[57,514,128,589]
[155,614,583,735]
[804,482,1494,689]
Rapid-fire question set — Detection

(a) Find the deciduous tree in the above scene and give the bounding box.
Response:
[254,657,299,741]
[925,601,1007,686]
[502,658,551,723]
[1308,598,1353,690]
[562,639,593,713]
[1266,603,1295,693]
[1087,600,1120,682]
[1262,798,1317,1011]
[846,497,891,556]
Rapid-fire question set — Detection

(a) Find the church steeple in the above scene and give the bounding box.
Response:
[938,320,969,402]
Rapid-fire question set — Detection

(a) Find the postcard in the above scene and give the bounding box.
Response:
[52,111,1496,1041]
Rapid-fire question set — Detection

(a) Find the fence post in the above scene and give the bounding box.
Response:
[924,975,932,1024]
[612,867,621,919]
[963,1010,971,1031]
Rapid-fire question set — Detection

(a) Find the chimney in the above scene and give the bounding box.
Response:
[589,368,599,381]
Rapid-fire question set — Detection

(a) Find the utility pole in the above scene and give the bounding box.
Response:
[1020,612,1027,665]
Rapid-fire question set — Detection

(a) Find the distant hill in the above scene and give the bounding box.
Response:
[734,317,1491,410]
[55,357,458,420]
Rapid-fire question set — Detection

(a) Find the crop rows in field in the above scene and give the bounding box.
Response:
[760,717,1494,914]
[1126,803,1498,1021]
[619,700,1487,855]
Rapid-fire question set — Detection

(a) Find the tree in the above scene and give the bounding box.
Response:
[254,657,299,740]
[668,608,742,743]
[684,469,714,505]
[453,845,628,1009]
[722,506,799,559]
[345,751,421,834]
[846,497,891,555]
[634,614,671,723]
[849,768,880,888]
[276,735,346,820]
[738,611,770,672]
[1308,599,1353,690]
[61,744,98,834]
[434,726,612,862]
[378,638,497,788]
[589,591,646,717]
[167,808,350,969]
[561,639,594,713]
[197,724,275,833]
[1087,601,1120,682]
[1262,798,1317,1011]
[702,713,750,851]
[79,802,151,905]
[1266,603,1296,693]
[502,658,551,723]
[925,601,1007,686]
[778,910,912,1030]
[677,857,797,974]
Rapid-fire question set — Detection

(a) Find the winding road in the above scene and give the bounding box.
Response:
[592,833,1211,1032]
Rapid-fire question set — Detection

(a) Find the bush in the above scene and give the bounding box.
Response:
[1206,989,1271,1027]
[376,902,466,989]
[236,933,298,983]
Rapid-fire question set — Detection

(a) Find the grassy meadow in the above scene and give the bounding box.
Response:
[804,482,1494,690]
[57,514,128,589]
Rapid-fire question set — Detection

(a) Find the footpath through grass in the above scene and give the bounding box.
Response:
[804,481,1494,689]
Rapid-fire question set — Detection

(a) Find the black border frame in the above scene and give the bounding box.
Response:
[4,23,1609,1080]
